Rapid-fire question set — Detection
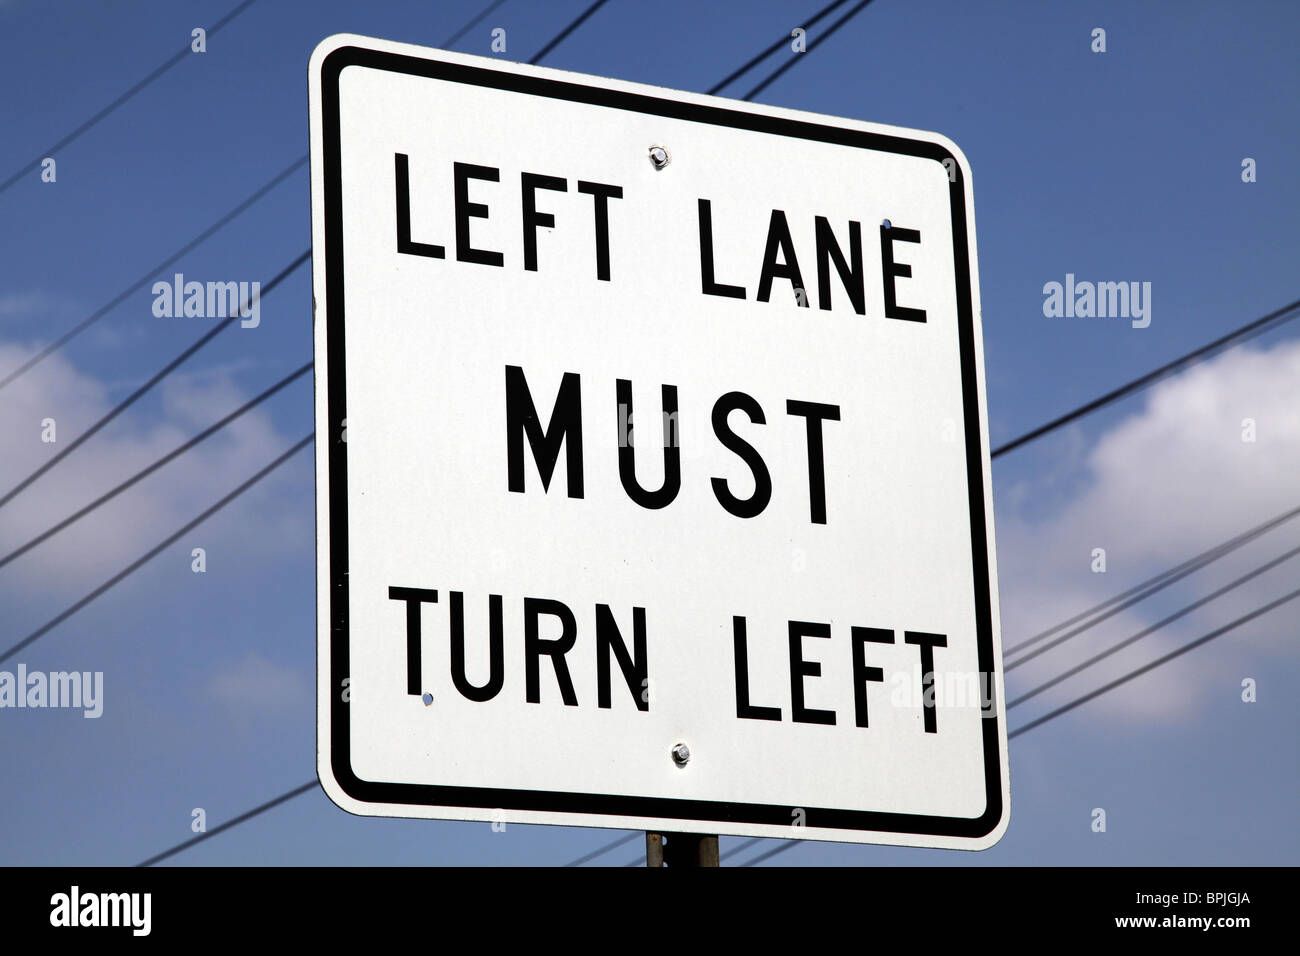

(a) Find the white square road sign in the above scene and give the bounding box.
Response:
[311,34,1009,850]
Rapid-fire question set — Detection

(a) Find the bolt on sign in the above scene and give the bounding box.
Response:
[311,34,1010,849]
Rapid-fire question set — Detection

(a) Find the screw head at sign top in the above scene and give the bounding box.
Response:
[648,145,670,170]
[672,742,690,766]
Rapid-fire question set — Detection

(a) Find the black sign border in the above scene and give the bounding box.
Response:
[317,42,1004,841]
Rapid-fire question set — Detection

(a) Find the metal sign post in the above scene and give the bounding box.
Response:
[646,832,718,867]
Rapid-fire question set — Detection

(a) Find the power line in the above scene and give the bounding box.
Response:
[0,0,261,198]
[0,432,312,666]
[1004,506,1300,671]
[1008,541,1300,709]
[0,156,306,391]
[1006,524,1298,672]
[743,0,878,101]
[727,17,1298,460]
[528,0,611,64]
[740,841,800,866]
[1008,584,1300,740]
[722,530,1300,866]
[1003,503,1300,660]
[721,836,764,860]
[717,2,1299,464]
[561,831,639,866]
[137,780,318,867]
[1,0,516,489]
[0,250,309,510]
[991,297,1300,459]
[707,0,852,94]
[0,362,311,570]
[1,0,507,391]
[3,0,589,545]
[441,0,511,48]
[737,585,1300,864]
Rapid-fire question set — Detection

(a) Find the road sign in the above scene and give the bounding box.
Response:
[311,33,1009,849]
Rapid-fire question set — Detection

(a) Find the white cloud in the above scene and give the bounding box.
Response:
[0,338,310,604]
[995,337,1300,727]
[206,650,311,718]
[0,292,51,318]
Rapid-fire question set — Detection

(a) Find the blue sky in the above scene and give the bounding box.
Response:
[1,0,1297,866]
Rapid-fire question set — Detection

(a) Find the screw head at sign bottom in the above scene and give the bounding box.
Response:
[671,742,691,766]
